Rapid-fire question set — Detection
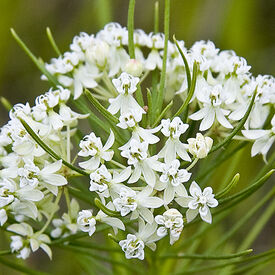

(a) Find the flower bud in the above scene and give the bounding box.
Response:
[187,133,213,159]
[124,59,143,77]
[86,41,110,68]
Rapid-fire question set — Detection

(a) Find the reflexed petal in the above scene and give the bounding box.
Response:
[186,209,198,223]
[189,181,202,197]
[164,184,175,204]
[216,108,233,129]
[175,196,193,208]
[199,107,215,131]
[103,130,115,150]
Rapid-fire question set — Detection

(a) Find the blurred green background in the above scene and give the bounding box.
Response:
[0,0,274,274]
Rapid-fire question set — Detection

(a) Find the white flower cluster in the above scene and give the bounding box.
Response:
[0,86,86,258]
[1,22,274,261]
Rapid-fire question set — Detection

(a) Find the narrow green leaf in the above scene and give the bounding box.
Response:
[0,257,49,275]
[173,35,191,90]
[135,85,144,107]
[173,61,198,118]
[127,0,136,59]
[20,118,89,177]
[196,142,247,182]
[238,198,275,251]
[46,27,61,56]
[233,254,275,275]
[0,250,11,256]
[94,198,121,217]
[210,89,257,154]
[154,1,159,33]
[152,100,173,127]
[161,249,252,260]
[84,89,119,124]
[147,88,153,126]
[0,96,12,111]
[212,186,275,251]
[10,28,59,87]
[57,244,142,274]
[174,249,275,275]
[216,173,240,199]
[70,240,120,252]
[156,0,170,115]
[219,169,274,205]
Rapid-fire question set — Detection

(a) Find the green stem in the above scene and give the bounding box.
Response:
[210,89,257,154]
[10,28,59,87]
[216,173,240,199]
[0,96,12,111]
[154,1,159,33]
[152,100,173,127]
[127,0,136,59]
[173,62,198,118]
[94,198,121,217]
[46,27,61,56]
[238,198,275,251]
[84,89,119,124]
[0,257,49,275]
[35,189,63,236]
[20,118,89,177]
[161,249,252,260]
[156,0,170,115]
[174,249,275,275]
[173,35,191,90]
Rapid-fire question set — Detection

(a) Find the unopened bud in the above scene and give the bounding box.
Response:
[124,59,143,77]
[187,133,213,159]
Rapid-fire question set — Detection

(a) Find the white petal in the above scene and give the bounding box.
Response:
[164,185,175,204]
[141,162,156,187]
[242,130,268,140]
[128,166,141,183]
[41,174,67,186]
[79,157,100,170]
[113,167,131,184]
[175,184,188,197]
[40,243,52,259]
[175,196,193,208]
[215,108,233,129]
[41,160,62,174]
[138,208,154,223]
[139,196,163,208]
[199,107,215,131]
[103,130,115,151]
[186,208,198,223]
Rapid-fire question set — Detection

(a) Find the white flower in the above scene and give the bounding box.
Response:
[159,117,191,163]
[189,84,233,131]
[113,187,138,216]
[78,130,114,170]
[155,209,184,245]
[114,186,163,223]
[39,160,68,195]
[121,139,162,187]
[108,72,145,115]
[159,159,191,204]
[8,223,52,259]
[89,165,112,196]
[119,234,145,260]
[176,181,218,224]
[95,202,125,234]
[187,133,213,159]
[242,115,275,160]
[77,210,96,236]
[18,161,40,188]
[0,209,7,226]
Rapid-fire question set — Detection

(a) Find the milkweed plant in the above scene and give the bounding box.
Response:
[0,0,274,274]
